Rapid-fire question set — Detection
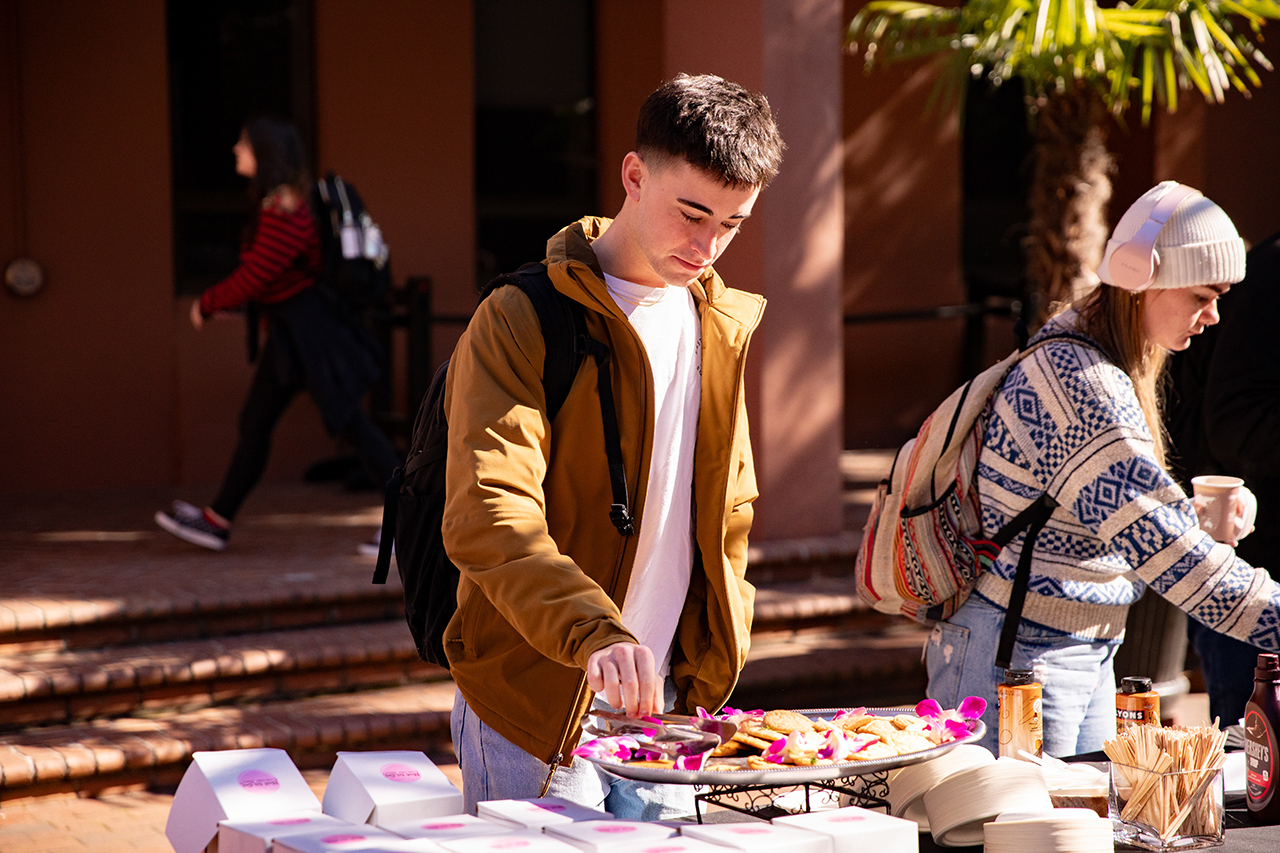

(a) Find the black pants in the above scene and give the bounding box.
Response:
[210,340,401,522]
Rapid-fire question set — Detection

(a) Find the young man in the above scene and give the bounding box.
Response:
[442,74,784,818]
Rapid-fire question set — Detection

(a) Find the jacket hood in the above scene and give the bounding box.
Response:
[544,217,762,329]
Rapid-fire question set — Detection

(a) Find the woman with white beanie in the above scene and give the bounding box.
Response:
[926,181,1274,756]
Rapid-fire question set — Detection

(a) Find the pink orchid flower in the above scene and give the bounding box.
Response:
[818,728,846,761]
[674,751,706,771]
[571,736,639,762]
[832,707,868,727]
[915,696,987,744]
[763,730,823,764]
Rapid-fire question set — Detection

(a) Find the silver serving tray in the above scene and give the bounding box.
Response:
[580,707,986,786]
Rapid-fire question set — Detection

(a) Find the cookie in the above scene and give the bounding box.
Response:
[626,759,675,769]
[890,714,918,730]
[731,730,775,750]
[738,719,785,742]
[711,739,745,757]
[746,755,779,770]
[884,731,935,755]
[764,709,815,735]
[856,718,900,740]
[836,713,875,732]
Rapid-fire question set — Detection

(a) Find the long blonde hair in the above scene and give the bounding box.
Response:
[1069,285,1169,466]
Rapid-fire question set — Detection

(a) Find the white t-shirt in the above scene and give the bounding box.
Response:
[603,272,702,677]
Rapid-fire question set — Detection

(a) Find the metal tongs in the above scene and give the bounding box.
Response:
[582,709,738,757]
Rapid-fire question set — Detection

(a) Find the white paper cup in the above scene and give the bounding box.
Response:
[1191,476,1244,542]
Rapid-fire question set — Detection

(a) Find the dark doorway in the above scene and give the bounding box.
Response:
[473,0,596,287]
[166,0,315,296]
[961,76,1033,373]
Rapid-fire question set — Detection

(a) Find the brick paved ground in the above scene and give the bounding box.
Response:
[0,760,464,852]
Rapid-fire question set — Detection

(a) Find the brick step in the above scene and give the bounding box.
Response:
[0,681,458,801]
[0,618,930,800]
[2,536,870,653]
[0,573,405,655]
[0,622,447,731]
[0,581,884,730]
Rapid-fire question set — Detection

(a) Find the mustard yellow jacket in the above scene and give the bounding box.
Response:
[441,217,762,765]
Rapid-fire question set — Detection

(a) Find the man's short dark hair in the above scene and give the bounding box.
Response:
[636,73,784,189]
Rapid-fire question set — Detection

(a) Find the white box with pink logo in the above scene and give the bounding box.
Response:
[679,820,832,853]
[378,813,514,842]
[165,747,328,853]
[543,820,677,852]
[322,750,465,826]
[772,806,917,853]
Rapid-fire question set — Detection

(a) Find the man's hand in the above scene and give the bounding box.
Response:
[586,642,661,716]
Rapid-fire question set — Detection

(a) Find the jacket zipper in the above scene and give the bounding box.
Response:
[544,314,640,793]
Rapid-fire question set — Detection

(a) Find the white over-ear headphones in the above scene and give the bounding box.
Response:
[1103,183,1200,291]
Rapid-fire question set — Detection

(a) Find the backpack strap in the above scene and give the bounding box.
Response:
[505,265,635,537]
[991,492,1059,670]
[987,330,1100,669]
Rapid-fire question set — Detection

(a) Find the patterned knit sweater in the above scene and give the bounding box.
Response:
[973,308,1280,650]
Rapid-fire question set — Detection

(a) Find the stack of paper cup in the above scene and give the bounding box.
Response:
[886,744,995,830]
[922,757,1052,846]
[984,808,1112,853]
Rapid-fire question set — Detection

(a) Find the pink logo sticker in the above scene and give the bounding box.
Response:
[321,835,367,844]
[642,847,684,853]
[380,762,422,783]
[236,769,280,794]
[728,827,770,834]
[593,825,637,833]
[489,841,531,849]
[270,817,313,825]
[539,804,567,812]
[828,815,868,823]
[423,823,467,830]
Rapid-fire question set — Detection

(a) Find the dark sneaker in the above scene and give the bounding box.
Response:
[154,500,230,551]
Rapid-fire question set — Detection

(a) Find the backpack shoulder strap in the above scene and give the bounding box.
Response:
[485,264,635,536]
[494,263,584,421]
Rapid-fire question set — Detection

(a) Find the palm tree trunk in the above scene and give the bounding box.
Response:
[1023,85,1115,324]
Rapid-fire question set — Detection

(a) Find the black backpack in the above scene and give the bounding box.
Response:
[310,172,392,313]
[371,263,635,667]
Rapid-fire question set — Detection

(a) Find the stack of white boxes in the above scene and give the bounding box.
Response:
[167,747,922,853]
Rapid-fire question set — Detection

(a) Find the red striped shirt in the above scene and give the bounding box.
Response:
[199,196,322,315]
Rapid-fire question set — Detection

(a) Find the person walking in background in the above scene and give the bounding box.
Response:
[1167,228,1280,727]
[155,116,399,552]
[926,182,1280,756]
[444,74,783,818]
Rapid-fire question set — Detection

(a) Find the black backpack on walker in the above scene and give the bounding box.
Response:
[371,263,634,666]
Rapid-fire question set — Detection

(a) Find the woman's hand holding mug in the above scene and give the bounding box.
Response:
[1191,475,1257,546]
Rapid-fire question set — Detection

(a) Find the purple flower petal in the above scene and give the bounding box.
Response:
[942,719,970,742]
[571,736,639,762]
[696,707,713,719]
[915,699,943,720]
[674,752,706,771]
[958,696,987,720]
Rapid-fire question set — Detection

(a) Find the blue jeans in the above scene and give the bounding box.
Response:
[925,595,1119,757]
[450,681,695,819]
[1188,619,1263,727]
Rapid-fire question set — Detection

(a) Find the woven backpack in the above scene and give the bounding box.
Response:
[854,333,1096,669]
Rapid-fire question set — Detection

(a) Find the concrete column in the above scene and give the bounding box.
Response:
[660,0,846,540]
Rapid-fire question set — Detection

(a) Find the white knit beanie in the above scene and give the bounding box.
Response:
[1096,181,1246,290]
